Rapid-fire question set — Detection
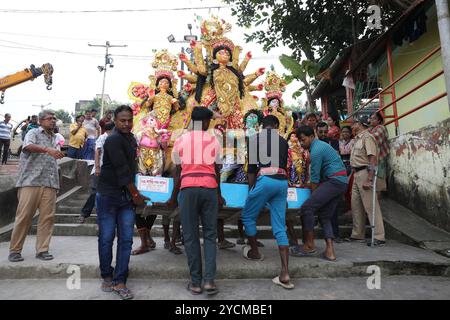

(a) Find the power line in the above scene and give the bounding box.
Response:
[0,6,229,14]
[0,40,155,60]
[0,31,168,43]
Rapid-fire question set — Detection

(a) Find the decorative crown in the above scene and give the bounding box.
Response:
[264,71,286,100]
[151,49,178,80]
[201,16,235,51]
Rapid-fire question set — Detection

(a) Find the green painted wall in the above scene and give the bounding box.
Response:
[378,5,450,137]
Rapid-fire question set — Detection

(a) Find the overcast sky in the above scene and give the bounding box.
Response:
[0,0,302,125]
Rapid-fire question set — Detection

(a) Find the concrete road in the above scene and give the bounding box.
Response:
[0,276,449,300]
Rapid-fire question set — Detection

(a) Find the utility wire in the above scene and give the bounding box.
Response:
[0,6,228,14]
[0,31,167,43]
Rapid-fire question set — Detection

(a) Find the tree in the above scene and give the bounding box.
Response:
[224,0,407,110]
[75,97,125,119]
[54,109,72,123]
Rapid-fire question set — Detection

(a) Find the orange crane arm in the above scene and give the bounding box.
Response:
[0,63,53,104]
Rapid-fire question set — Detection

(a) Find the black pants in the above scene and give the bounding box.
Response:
[81,175,98,217]
[0,138,10,164]
[300,179,348,239]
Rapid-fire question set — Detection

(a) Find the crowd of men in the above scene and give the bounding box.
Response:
[5,105,390,299]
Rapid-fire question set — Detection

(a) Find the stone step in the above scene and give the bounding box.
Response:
[54,212,165,226]
[1,236,449,280]
[30,223,358,239]
[54,214,97,224]
[59,199,88,208]
[55,205,93,215]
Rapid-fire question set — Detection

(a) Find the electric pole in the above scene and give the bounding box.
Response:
[88,41,127,117]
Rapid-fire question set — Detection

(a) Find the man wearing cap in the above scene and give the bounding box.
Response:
[167,106,224,296]
[349,116,385,246]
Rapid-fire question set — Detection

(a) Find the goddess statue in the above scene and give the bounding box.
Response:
[177,16,265,130]
[128,49,188,175]
[260,70,294,138]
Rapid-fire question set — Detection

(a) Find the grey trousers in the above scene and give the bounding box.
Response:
[300,179,348,239]
[179,187,218,286]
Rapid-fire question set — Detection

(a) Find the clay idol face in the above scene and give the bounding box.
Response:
[269,99,280,108]
[158,78,170,91]
[217,49,231,64]
[246,114,258,128]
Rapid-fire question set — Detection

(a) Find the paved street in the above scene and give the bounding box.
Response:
[0,276,449,300]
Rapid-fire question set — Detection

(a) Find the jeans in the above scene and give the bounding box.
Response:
[300,178,347,239]
[179,187,218,286]
[96,192,135,285]
[242,176,289,246]
[82,138,96,160]
[0,138,10,164]
[67,146,83,159]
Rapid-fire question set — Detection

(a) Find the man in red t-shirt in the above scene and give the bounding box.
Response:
[167,107,224,296]
[99,110,113,134]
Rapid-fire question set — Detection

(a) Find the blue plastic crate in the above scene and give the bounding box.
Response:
[136,175,310,208]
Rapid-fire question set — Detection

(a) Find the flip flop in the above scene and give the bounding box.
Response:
[272,276,295,290]
[321,251,337,262]
[131,246,150,255]
[218,240,236,249]
[113,287,134,300]
[169,246,183,255]
[289,245,316,257]
[242,245,264,261]
[204,283,219,296]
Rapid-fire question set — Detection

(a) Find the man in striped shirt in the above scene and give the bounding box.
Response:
[0,113,13,165]
[293,125,348,261]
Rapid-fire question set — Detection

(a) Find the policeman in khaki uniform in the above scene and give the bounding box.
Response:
[349,116,385,246]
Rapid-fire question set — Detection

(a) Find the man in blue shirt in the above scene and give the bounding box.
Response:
[293,125,348,261]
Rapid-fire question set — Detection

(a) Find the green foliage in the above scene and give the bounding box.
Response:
[54,109,72,123]
[75,98,124,119]
[224,0,405,111]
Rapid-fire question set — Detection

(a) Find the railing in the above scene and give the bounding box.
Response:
[345,44,448,133]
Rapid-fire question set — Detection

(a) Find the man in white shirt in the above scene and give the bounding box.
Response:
[0,113,13,165]
[82,109,101,160]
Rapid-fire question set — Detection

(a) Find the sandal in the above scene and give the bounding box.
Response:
[272,276,295,290]
[131,246,150,255]
[242,245,264,261]
[204,282,219,296]
[218,239,236,249]
[186,283,202,295]
[113,286,134,300]
[101,279,113,292]
[169,246,183,255]
[8,252,24,262]
[321,251,337,262]
[289,245,316,257]
[246,240,265,247]
[164,241,171,250]
[147,237,156,249]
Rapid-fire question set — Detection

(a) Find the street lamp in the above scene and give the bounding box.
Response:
[88,41,127,117]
